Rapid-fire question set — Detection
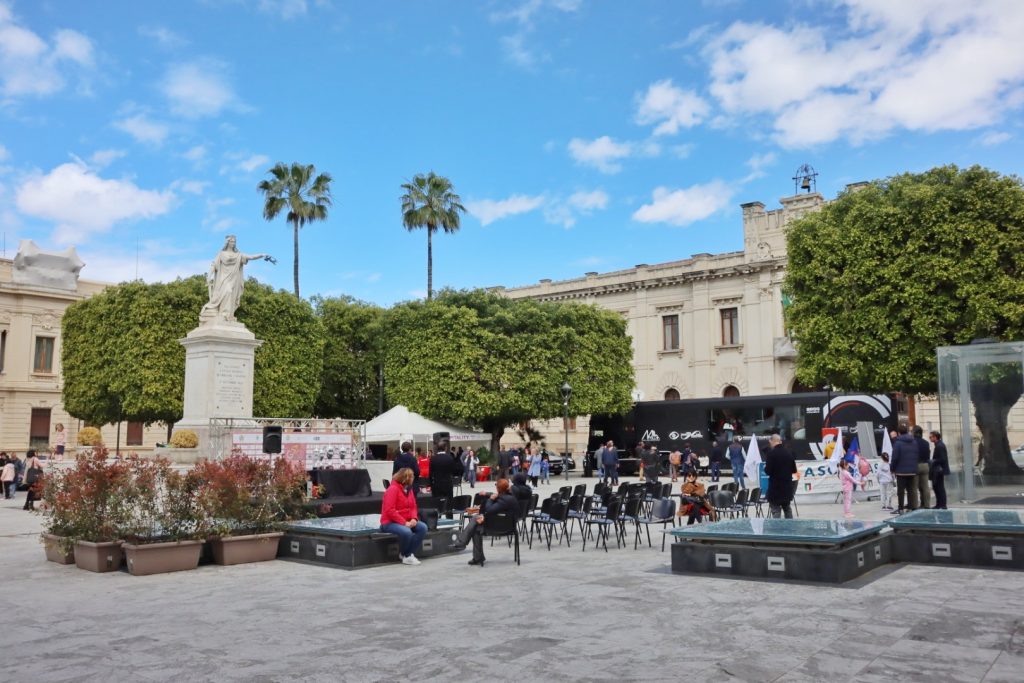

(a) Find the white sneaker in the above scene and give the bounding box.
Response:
[404,554,421,565]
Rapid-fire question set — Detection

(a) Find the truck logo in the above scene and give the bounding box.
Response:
[669,430,703,440]
[641,429,660,442]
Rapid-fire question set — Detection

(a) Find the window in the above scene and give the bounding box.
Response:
[126,421,144,446]
[662,314,679,350]
[720,308,739,345]
[34,336,55,373]
[0,329,6,372]
[562,416,577,431]
[30,408,51,451]
[664,388,680,401]
[723,385,740,398]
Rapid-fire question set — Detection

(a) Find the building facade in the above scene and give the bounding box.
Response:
[0,242,164,455]
[495,191,832,454]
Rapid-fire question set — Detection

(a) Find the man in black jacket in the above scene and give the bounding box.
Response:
[429,432,457,517]
[455,478,518,566]
[929,431,951,509]
[890,424,919,511]
[392,441,420,495]
[912,426,932,509]
[763,435,797,518]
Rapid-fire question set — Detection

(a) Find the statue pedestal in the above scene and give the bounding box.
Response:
[176,321,263,452]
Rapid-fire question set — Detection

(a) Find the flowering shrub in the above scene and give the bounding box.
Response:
[194,455,308,537]
[121,457,208,543]
[77,426,102,446]
[41,447,134,544]
[170,429,199,448]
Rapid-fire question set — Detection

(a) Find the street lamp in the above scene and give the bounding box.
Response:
[561,381,572,481]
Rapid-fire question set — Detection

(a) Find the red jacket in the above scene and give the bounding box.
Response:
[381,480,418,526]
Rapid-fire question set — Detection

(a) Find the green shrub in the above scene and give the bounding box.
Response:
[170,429,198,448]
[76,426,102,446]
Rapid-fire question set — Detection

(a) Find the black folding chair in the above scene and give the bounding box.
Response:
[635,498,677,550]
[583,498,623,552]
[481,512,520,565]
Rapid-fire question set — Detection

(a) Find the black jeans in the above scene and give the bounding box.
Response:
[896,476,916,511]
[603,464,618,485]
[932,472,947,509]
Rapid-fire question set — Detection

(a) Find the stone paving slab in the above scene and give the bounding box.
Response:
[3,482,1023,682]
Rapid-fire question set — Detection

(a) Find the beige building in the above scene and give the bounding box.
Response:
[496,190,833,454]
[0,242,164,455]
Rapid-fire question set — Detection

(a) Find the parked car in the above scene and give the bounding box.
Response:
[548,454,576,475]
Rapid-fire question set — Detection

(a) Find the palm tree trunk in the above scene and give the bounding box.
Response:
[426,227,433,300]
[293,218,300,299]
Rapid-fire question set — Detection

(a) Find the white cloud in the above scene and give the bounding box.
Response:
[236,153,269,172]
[172,179,209,195]
[500,33,545,68]
[567,136,633,173]
[113,115,170,145]
[743,152,777,182]
[635,79,710,135]
[88,148,126,168]
[568,190,609,211]
[183,144,207,162]
[466,194,545,226]
[162,60,239,118]
[632,181,734,227]
[258,0,308,20]
[138,26,186,48]
[79,243,208,284]
[544,190,610,228]
[671,143,695,159]
[702,1,1024,147]
[0,143,8,161]
[0,10,94,96]
[977,131,1011,146]
[15,162,175,244]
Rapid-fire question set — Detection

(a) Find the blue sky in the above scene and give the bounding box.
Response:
[1,0,1022,305]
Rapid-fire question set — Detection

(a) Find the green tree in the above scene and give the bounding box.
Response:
[62,277,325,440]
[258,162,333,299]
[400,172,465,300]
[381,289,633,455]
[784,165,1024,474]
[311,295,384,419]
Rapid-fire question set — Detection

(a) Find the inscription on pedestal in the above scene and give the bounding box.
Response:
[214,358,248,415]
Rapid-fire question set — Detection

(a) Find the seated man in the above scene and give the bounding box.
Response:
[380,468,427,566]
[510,472,533,502]
[455,478,518,567]
[678,471,715,525]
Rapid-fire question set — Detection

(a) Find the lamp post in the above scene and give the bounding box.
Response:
[561,381,572,481]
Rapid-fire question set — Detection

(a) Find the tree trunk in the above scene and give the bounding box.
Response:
[293,218,300,299]
[426,227,433,300]
[970,372,1024,476]
[166,422,173,442]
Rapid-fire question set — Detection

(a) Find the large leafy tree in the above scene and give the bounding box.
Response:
[784,165,1024,474]
[381,289,634,455]
[62,277,325,439]
[312,295,384,420]
[258,162,333,299]
[400,172,465,300]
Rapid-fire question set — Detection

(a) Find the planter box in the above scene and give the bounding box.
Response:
[74,540,124,573]
[42,533,75,565]
[209,532,283,565]
[123,540,203,576]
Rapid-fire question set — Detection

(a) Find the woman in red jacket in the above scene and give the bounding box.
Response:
[380,468,427,565]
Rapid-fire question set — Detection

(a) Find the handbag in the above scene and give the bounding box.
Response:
[26,466,43,485]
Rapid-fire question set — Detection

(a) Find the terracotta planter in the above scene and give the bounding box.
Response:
[42,533,75,565]
[74,540,124,573]
[209,532,283,565]
[123,540,203,576]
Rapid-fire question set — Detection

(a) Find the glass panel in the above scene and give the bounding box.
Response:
[34,336,54,372]
[662,315,679,350]
[285,514,458,537]
[888,508,1024,532]
[668,518,887,544]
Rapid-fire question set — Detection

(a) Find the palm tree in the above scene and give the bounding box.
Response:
[400,172,465,300]
[258,162,333,299]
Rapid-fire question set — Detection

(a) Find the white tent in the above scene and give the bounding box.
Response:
[362,405,488,448]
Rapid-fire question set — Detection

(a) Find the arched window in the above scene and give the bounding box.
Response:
[722,385,740,398]
[791,379,817,393]
[664,388,680,401]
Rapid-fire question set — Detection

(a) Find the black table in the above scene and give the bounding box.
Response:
[315,469,372,497]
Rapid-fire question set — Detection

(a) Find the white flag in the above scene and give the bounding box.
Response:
[828,428,845,465]
[881,428,893,457]
[743,436,762,482]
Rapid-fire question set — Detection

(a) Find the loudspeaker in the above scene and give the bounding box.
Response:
[262,425,282,454]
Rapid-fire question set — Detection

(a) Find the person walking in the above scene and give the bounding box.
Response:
[913,426,932,509]
[839,459,856,519]
[763,434,797,518]
[668,449,681,482]
[393,441,420,495]
[601,440,619,486]
[1,456,15,500]
[878,452,894,511]
[890,424,919,512]
[540,453,551,485]
[709,440,724,482]
[527,446,542,487]
[929,431,951,510]
[641,443,660,484]
[496,447,512,480]
[23,451,43,511]
[463,448,479,489]
[728,437,746,490]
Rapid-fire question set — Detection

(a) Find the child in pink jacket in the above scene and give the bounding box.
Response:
[839,459,856,518]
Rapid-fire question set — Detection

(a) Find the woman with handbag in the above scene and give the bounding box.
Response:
[23,450,43,511]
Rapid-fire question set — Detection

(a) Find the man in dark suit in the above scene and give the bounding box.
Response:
[929,431,951,509]
[429,432,457,516]
[393,441,420,495]
[454,478,518,566]
[763,434,797,518]
[496,447,512,480]
[913,425,932,509]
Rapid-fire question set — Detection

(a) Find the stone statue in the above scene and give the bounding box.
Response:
[199,235,275,324]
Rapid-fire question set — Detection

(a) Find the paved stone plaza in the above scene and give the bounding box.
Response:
[4,478,1023,683]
